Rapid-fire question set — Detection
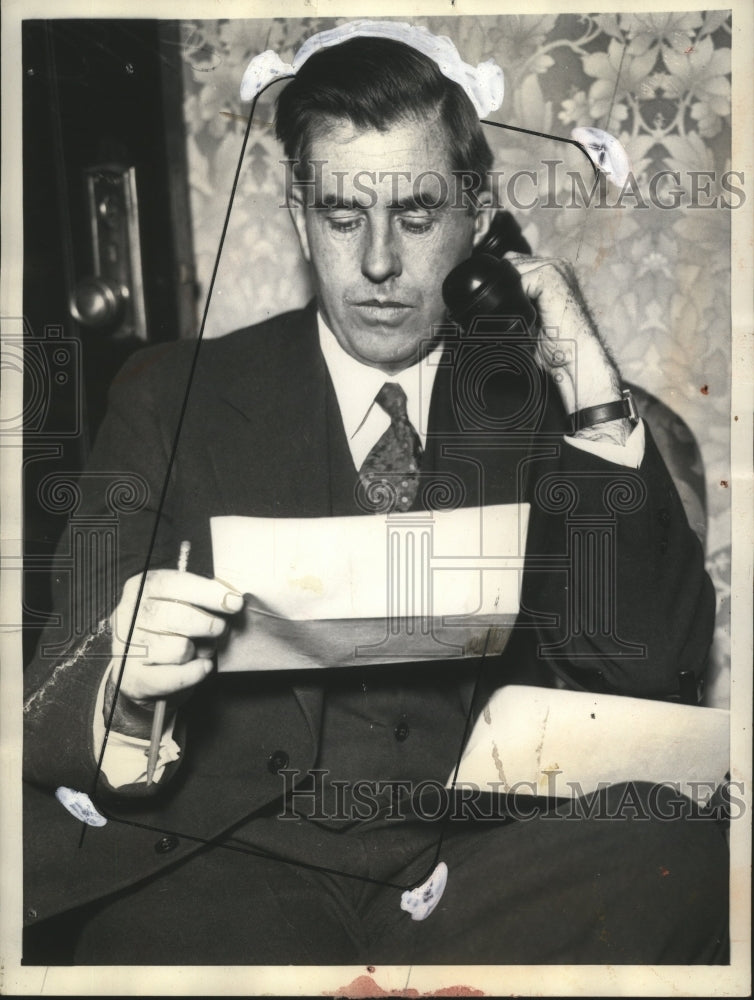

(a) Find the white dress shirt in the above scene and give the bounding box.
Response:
[317,314,444,469]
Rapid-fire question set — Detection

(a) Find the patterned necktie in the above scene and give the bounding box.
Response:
[358,382,424,513]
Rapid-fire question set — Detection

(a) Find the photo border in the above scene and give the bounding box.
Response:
[2,0,751,995]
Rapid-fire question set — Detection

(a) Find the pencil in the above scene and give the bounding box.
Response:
[146,540,191,786]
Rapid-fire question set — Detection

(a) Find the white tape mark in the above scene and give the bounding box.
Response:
[55,787,107,827]
[24,620,109,714]
[570,126,632,187]
[400,861,448,921]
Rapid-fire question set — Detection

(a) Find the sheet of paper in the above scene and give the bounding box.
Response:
[211,503,529,670]
[451,684,730,804]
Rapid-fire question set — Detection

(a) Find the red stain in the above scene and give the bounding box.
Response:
[113,342,175,386]
[433,990,484,997]
[327,976,484,998]
[684,46,694,54]
[720,480,729,488]
[659,865,670,877]
[700,384,709,395]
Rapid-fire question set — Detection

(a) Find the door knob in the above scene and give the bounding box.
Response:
[69,165,146,339]
[69,275,127,328]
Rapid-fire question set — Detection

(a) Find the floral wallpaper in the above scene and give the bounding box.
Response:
[178,13,733,707]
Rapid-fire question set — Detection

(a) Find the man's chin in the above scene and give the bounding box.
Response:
[351,328,437,372]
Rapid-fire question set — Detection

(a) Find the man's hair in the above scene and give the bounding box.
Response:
[275,36,494,197]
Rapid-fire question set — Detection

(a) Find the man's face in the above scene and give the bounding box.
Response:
[288,116,491,373]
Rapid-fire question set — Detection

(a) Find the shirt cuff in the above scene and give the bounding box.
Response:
[93,669,181,788]
[563,418,645,469]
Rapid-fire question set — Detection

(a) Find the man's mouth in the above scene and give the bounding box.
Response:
[351,299,414,326]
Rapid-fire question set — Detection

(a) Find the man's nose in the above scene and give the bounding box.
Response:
[361,218,402,283]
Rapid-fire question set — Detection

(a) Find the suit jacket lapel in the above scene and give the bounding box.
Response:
[210,301,337,518]
[420,335,550,508]
[420,345,484,509]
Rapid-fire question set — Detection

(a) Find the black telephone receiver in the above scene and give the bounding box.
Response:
[442,210,538,334]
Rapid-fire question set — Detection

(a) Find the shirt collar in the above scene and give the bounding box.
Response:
[317,312,443,444]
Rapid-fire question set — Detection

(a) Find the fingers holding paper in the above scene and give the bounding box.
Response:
[110,570,244,704]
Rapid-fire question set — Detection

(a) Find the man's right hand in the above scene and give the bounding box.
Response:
[108,570,245,708]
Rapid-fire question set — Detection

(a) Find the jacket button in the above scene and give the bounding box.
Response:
[268,750,289,773]
[154,835,179,854]
[394,721,409,742]
[657,507,671,525]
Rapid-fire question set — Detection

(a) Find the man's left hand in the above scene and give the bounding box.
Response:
[505,252,631,446]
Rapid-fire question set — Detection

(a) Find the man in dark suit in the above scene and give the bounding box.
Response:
[23,24,728,965]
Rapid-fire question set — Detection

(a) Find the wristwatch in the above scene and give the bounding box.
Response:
[569,388,639,434]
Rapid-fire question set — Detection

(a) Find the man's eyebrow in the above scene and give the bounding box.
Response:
[388,194,443,211]
[311,194,445,210]
[315,195,362,209]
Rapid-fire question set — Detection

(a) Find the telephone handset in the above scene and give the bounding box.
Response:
[442,210,538,334]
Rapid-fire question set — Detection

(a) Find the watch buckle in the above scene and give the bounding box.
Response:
[622,388,638,424]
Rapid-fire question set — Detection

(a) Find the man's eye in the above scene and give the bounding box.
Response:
[326,215,362,233]
[399,216,435,235]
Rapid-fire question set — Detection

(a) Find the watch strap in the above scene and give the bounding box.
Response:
[570,389,638,433]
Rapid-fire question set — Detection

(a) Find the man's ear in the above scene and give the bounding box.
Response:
[471,191,495,250]
[287,188,311,264]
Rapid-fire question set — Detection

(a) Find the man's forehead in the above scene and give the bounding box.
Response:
[302,117,455,196]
